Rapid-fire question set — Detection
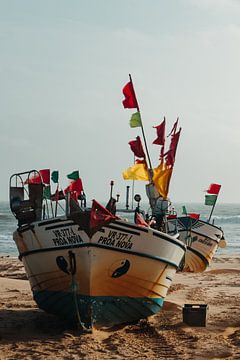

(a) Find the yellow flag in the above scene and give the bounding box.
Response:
[122,163,149,181]
[153,162,173,199]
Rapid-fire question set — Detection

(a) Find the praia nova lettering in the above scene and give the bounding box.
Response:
[97,230,133,250]
[198,237,212,247]
[52,228,83,246]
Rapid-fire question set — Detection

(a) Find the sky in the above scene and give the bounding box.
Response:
[1,0,240,205]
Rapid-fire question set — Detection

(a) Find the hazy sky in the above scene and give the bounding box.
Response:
[1,0,240,205]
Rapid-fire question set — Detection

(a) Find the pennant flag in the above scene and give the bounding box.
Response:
[25,169,50,185]
[153,118,166,145]
[39,169,50,185]
[182,205,188,215]
[25,174,41,184]
[65,178,83,195]
[51,188,65,201]
[43,185,51,200]
[167,214,177,219]
[64,184,70,194]
[122,161,149,181]
[90,199,117,235]
[188,213,200,219]
[167,118,179,137]
[122,81,138,109]
[51,170,59,184]
[205,194,217,206]
[152,162,173,199]
[70,178,83,193]
[207,183,221,195]
[128,136,145,158]
[129,112,142,128]
[135,212,149,227]
[67,170,79,180]
[165,128,181,167]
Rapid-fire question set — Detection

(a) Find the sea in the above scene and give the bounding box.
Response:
[0,201,239,257]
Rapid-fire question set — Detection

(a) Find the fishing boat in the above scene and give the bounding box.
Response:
[167,185,226,272]
[9,76,186,329]
[167,216,225,272]
[9,76,226,329]
[10,170,185,329]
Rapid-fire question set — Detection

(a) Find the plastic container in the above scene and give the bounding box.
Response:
[182,304,208,327]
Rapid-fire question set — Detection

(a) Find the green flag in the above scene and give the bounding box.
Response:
[205,194,217,206]
[67,170,79,180]
[182,205,187,215]
[51,170,59,184]
[129,112,142,128]
[43,185,51,200]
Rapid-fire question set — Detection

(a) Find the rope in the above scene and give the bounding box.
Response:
[68,250,89,331]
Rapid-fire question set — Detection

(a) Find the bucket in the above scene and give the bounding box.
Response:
[182,304,208,327]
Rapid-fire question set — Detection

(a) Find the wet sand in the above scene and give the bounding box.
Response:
[0,255,239,359]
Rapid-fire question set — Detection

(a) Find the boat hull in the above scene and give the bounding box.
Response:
[14,217,185,328]
[168,216,225,272]
[28,247,168,328]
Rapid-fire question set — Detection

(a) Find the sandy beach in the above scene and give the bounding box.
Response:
[0,255,239,360]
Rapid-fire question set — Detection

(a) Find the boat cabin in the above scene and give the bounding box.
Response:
[9,170,84,227]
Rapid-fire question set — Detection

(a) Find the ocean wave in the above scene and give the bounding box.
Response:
[0,234,13,240]
[212,215,240,224]
[0,213,13,219]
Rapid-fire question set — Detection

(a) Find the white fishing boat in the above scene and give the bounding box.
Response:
[9,76,187,328]
[167,184,226,272]
[167,215,226,272]
[10,170,185,329]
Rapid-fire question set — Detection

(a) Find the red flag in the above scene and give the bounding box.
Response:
[207,183,221,195]
[25,174,41,184]
[69,178,83,193]
[90,199,117,234]
[64,178,83,195]
[135,159,147,164]
[51,189,65,201]
[167,118,179,137]
[122,81,138,109]
[39,169,50,185]
[135,212,149,227]
[153,118,166,145]
[188,213,200,219]
[25,169,50,185]
[165,128,181,167]
[167,214,177,219]
[128,136,145,158]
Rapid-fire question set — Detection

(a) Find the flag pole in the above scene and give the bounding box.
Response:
[207,195,218,223]
[129,74,153,178]
[131,154,135,209]
[55,184,59,217]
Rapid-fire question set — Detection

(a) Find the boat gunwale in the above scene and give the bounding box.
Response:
[18,242,185,269]
[175,216,224,233]
[16,217,186,251]
[180,227,220,244]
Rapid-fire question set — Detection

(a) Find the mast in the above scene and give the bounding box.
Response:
[206,184,221,223]
[129,74,153,179]
[207,194,218,223]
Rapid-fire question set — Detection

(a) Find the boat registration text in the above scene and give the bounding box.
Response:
[97,230,133,250]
